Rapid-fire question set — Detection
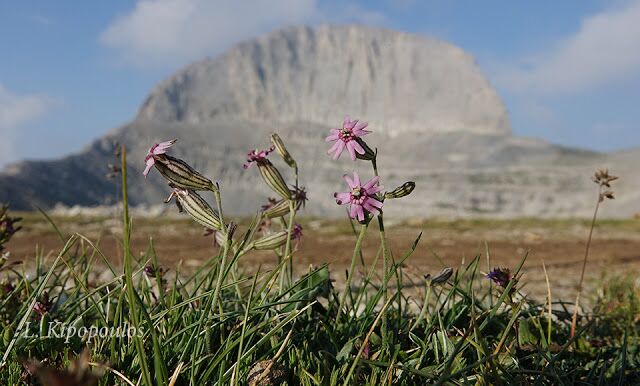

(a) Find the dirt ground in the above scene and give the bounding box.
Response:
[5,214,640,302]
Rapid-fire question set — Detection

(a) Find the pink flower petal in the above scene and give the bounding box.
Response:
[366,198,384,208]
[351,140,365,155]
[356,205,365,221]
[334,192,351,205]
[346,141,357,160]
[352,172,361,187]
[363,202,380,216]
[355,121,368,130]
[349,204,358,219]
[367,185,384,194]
[153,139,177,155]
[353,128,371,137]
[344,173,356,189]
[327,140,342,155]
[143,158,154,177]
[325,133,340,142]
[363,176,380,190]
[332,141,346,160]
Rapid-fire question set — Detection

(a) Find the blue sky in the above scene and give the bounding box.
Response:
[1,0,639,167]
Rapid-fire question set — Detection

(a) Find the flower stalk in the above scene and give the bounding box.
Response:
[337,223,369,317]
[570,169,617,338]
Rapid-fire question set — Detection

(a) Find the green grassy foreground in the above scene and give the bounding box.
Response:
[1,211,640,384]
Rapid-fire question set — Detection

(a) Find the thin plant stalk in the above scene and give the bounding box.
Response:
[377,214,391,346]
[279,200,297,293]
[371,155,394,347]
[412,281,432,331]
[542,260,552,345]
[337,223,369,317]
[120,146,154,386]
[210,184,230,320]
[570,185,602,338]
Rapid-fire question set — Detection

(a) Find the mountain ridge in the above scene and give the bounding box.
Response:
[0,25,637,218]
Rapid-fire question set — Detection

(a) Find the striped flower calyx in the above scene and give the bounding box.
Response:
[270,133,297,169]
[261,187,308,219]
[244,146,291,200]
[143,139,215,191]
[154,154,215,191]
[167,187,223,231]
[384,181,416,200]
[251,224,303,251]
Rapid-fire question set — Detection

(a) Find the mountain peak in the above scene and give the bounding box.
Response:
[139,24,511,136]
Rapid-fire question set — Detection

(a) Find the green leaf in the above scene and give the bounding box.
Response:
[337,339,355,362]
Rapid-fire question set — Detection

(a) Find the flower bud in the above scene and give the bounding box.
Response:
[169,188,223,231]
[270,133,296,169]
[354,138,376,161]
[262,187,307,219]
[215,229,229,247]
[257,160,292,200]
[600,190,615,201]
[384,181,416,200]
[154,154,215,191]
[425,267,453,285]
[252,231,289,250]
[262,199,291,219]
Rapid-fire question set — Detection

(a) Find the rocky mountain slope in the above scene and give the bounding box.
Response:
[0,25,636,218]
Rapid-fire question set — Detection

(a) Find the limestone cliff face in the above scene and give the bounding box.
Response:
[0,25,636,218]
[138,25,511,136]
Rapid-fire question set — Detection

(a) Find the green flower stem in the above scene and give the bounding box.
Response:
[188,186,230,377]
[210,184,230,319]
[371,155,394,346]
[377,213,391,348]
[278,200,297,293]
[571,184,603,338]
[337,223,369,317]
[412,281,432,331]
[120,146,154,386]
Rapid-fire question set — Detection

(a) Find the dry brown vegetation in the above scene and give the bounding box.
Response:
[7,213,640,301]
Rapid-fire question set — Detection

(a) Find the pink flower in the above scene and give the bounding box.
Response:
[334,172,384,221]
[143,139,177,176]
[326,116,371,160]
[244,146,275,169]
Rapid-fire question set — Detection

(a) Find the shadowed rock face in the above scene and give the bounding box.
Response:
[0,25,637,218]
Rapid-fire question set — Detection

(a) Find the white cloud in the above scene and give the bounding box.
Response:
[0,84,56,165]
[101,0,317,68]
[0,85,54,130]
[100,0,386,68]
[498,1,640,95]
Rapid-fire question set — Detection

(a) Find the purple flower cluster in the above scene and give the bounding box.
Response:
[326,116,384,222]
